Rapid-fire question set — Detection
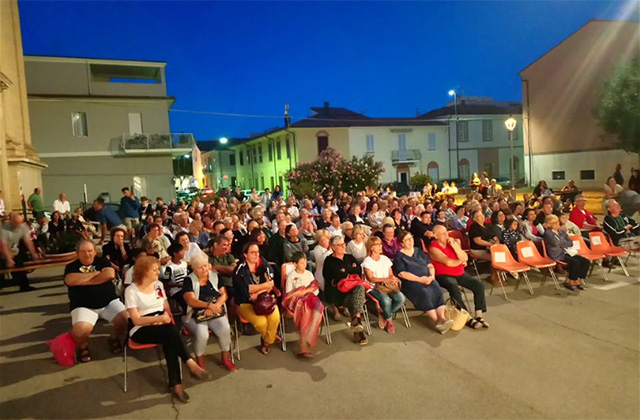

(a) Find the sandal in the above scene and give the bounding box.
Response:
[77,346,91,363]
[476,317,490,329]
[564,283,576,292]
[108,338,122,355]
[355,332,368,345]
[576,284,585,291]
[260,344,271,355]
[340,307,351,318]
[466,318,482,330]
[296,351,314,359]
[273,335,283,344]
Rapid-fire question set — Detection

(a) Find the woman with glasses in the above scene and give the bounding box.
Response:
[232,242,281,355]
[323,236,368,345]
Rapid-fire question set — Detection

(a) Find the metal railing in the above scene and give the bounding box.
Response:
[391,149,422,163]
[119,133,195,152]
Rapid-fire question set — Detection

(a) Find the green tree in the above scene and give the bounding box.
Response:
[593,55,640,162]
[409,172,433,191]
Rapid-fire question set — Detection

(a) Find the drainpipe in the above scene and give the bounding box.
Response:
[264,134,278,191]
[523,79,533,187]
[247,145,255,189]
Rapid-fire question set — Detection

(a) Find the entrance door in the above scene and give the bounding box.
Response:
[133,176,148,198]
[129,113,143,134]
[398,171,409,186]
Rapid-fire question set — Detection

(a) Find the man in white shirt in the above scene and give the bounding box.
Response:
[53,193,71,218]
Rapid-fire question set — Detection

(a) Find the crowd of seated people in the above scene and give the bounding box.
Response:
[3,177,638,403]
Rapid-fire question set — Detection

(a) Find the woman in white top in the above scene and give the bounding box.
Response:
[283,252,324,358]
[346,225,367,263]
[604,176,624,199]
[124,256,209,404]
[367,202,385,233]
[361,236,406,334]
[182,252,235,372]
[312,229,332,290]
[175,232,201,264]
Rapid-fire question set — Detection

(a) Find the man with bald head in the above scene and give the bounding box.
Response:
[428,225,489,328]
[0,213,41,291]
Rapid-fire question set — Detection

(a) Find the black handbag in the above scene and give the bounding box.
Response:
[194,296,226,323]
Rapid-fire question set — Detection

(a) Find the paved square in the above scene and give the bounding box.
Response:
[1,263,638,419]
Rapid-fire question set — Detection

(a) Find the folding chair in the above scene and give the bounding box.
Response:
[280,263,332,347]
[517,240,560,291]
[569,235,608,281]
[231,296,286,360]
[449,230,488,281]
[490,244,534,301]
[363,289,411,332]
[180,304,235,363]
[588,232,630,277]
[124,312,176,393]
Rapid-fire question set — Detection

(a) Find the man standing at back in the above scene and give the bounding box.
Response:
[92,198,125,245]
[27,188,45,221]
[120,187,141,239]
[53,193,71,219]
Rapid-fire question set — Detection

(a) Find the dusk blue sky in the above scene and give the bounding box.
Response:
[19,1,638,140]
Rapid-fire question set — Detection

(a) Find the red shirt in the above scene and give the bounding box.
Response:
[569,207,597,229]
[429,240,465,277]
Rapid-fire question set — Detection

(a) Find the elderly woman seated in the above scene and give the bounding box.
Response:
[393,231,454,334]
[543,214,590,291]
[323,235,368,345]
[182,252,236,372]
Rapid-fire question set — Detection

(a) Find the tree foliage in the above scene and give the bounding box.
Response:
[593,55,640,154]
[286,147,384,197]
[409,172,433,190]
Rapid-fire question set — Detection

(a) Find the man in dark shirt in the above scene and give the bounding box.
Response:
[64,240,128,362]
[604,199,640,245]
[410,211,436,250]
[208,235,237,293]
[268,220,288,267]
[92,198,125,245]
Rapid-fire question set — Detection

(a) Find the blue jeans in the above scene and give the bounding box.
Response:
[369,289,406,320]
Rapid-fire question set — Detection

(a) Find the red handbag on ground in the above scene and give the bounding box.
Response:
[46,332,76,367]
[336,274,373,293]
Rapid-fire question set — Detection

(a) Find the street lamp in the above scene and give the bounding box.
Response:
[219,137,228,145]
[504,115,517,197]
[449,90,459,178]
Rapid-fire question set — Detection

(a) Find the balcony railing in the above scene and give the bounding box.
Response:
[391,149,422,164]
[118,133,195,154]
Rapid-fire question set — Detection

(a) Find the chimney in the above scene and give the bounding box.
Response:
[324,101,330,110]
[284,103,290,128]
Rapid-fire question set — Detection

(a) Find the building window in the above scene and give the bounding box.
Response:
[71,112,88,137]
[459,158,470,180]
[258,144,263,163]
[278,175,284,190]
[229,153,236,166]
[286,138,291,159]
[270,176,275,190]
[260,176,265,190]
[580,170,595,180]
[513,128,519,140]
[268,143,273,161]
[428,133,436,150]
[317,136,329,154]
[398,134,407,151]
[482,120,493,142]
[252,146,258,164]
[239,151,244,166]
[457,121,468,142]
[366,135,375,153]
[552,171,565,180]
[277,140,282,160]
[427,161,439,182]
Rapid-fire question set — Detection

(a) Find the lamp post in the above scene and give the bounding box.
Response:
[504,115,517,198]
[449,90,458,178]
[218,137,228,189]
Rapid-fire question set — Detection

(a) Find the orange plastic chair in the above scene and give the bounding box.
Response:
[568,235,608,281]
[490,244,534,300]
[124,312,175,392]
[588,232,630,277]
[516,240,560,290]
[448,230,486,280]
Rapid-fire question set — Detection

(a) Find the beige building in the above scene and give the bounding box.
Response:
[194,140,237,190]
[0,0,46,212]
[25,55,194,205]
[520,19,640,189]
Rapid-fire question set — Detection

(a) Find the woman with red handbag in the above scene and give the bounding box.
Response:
[232,242,281,355]
[323,236,368,345]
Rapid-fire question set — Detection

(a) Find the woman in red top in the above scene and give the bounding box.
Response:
[428,225,489,329]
